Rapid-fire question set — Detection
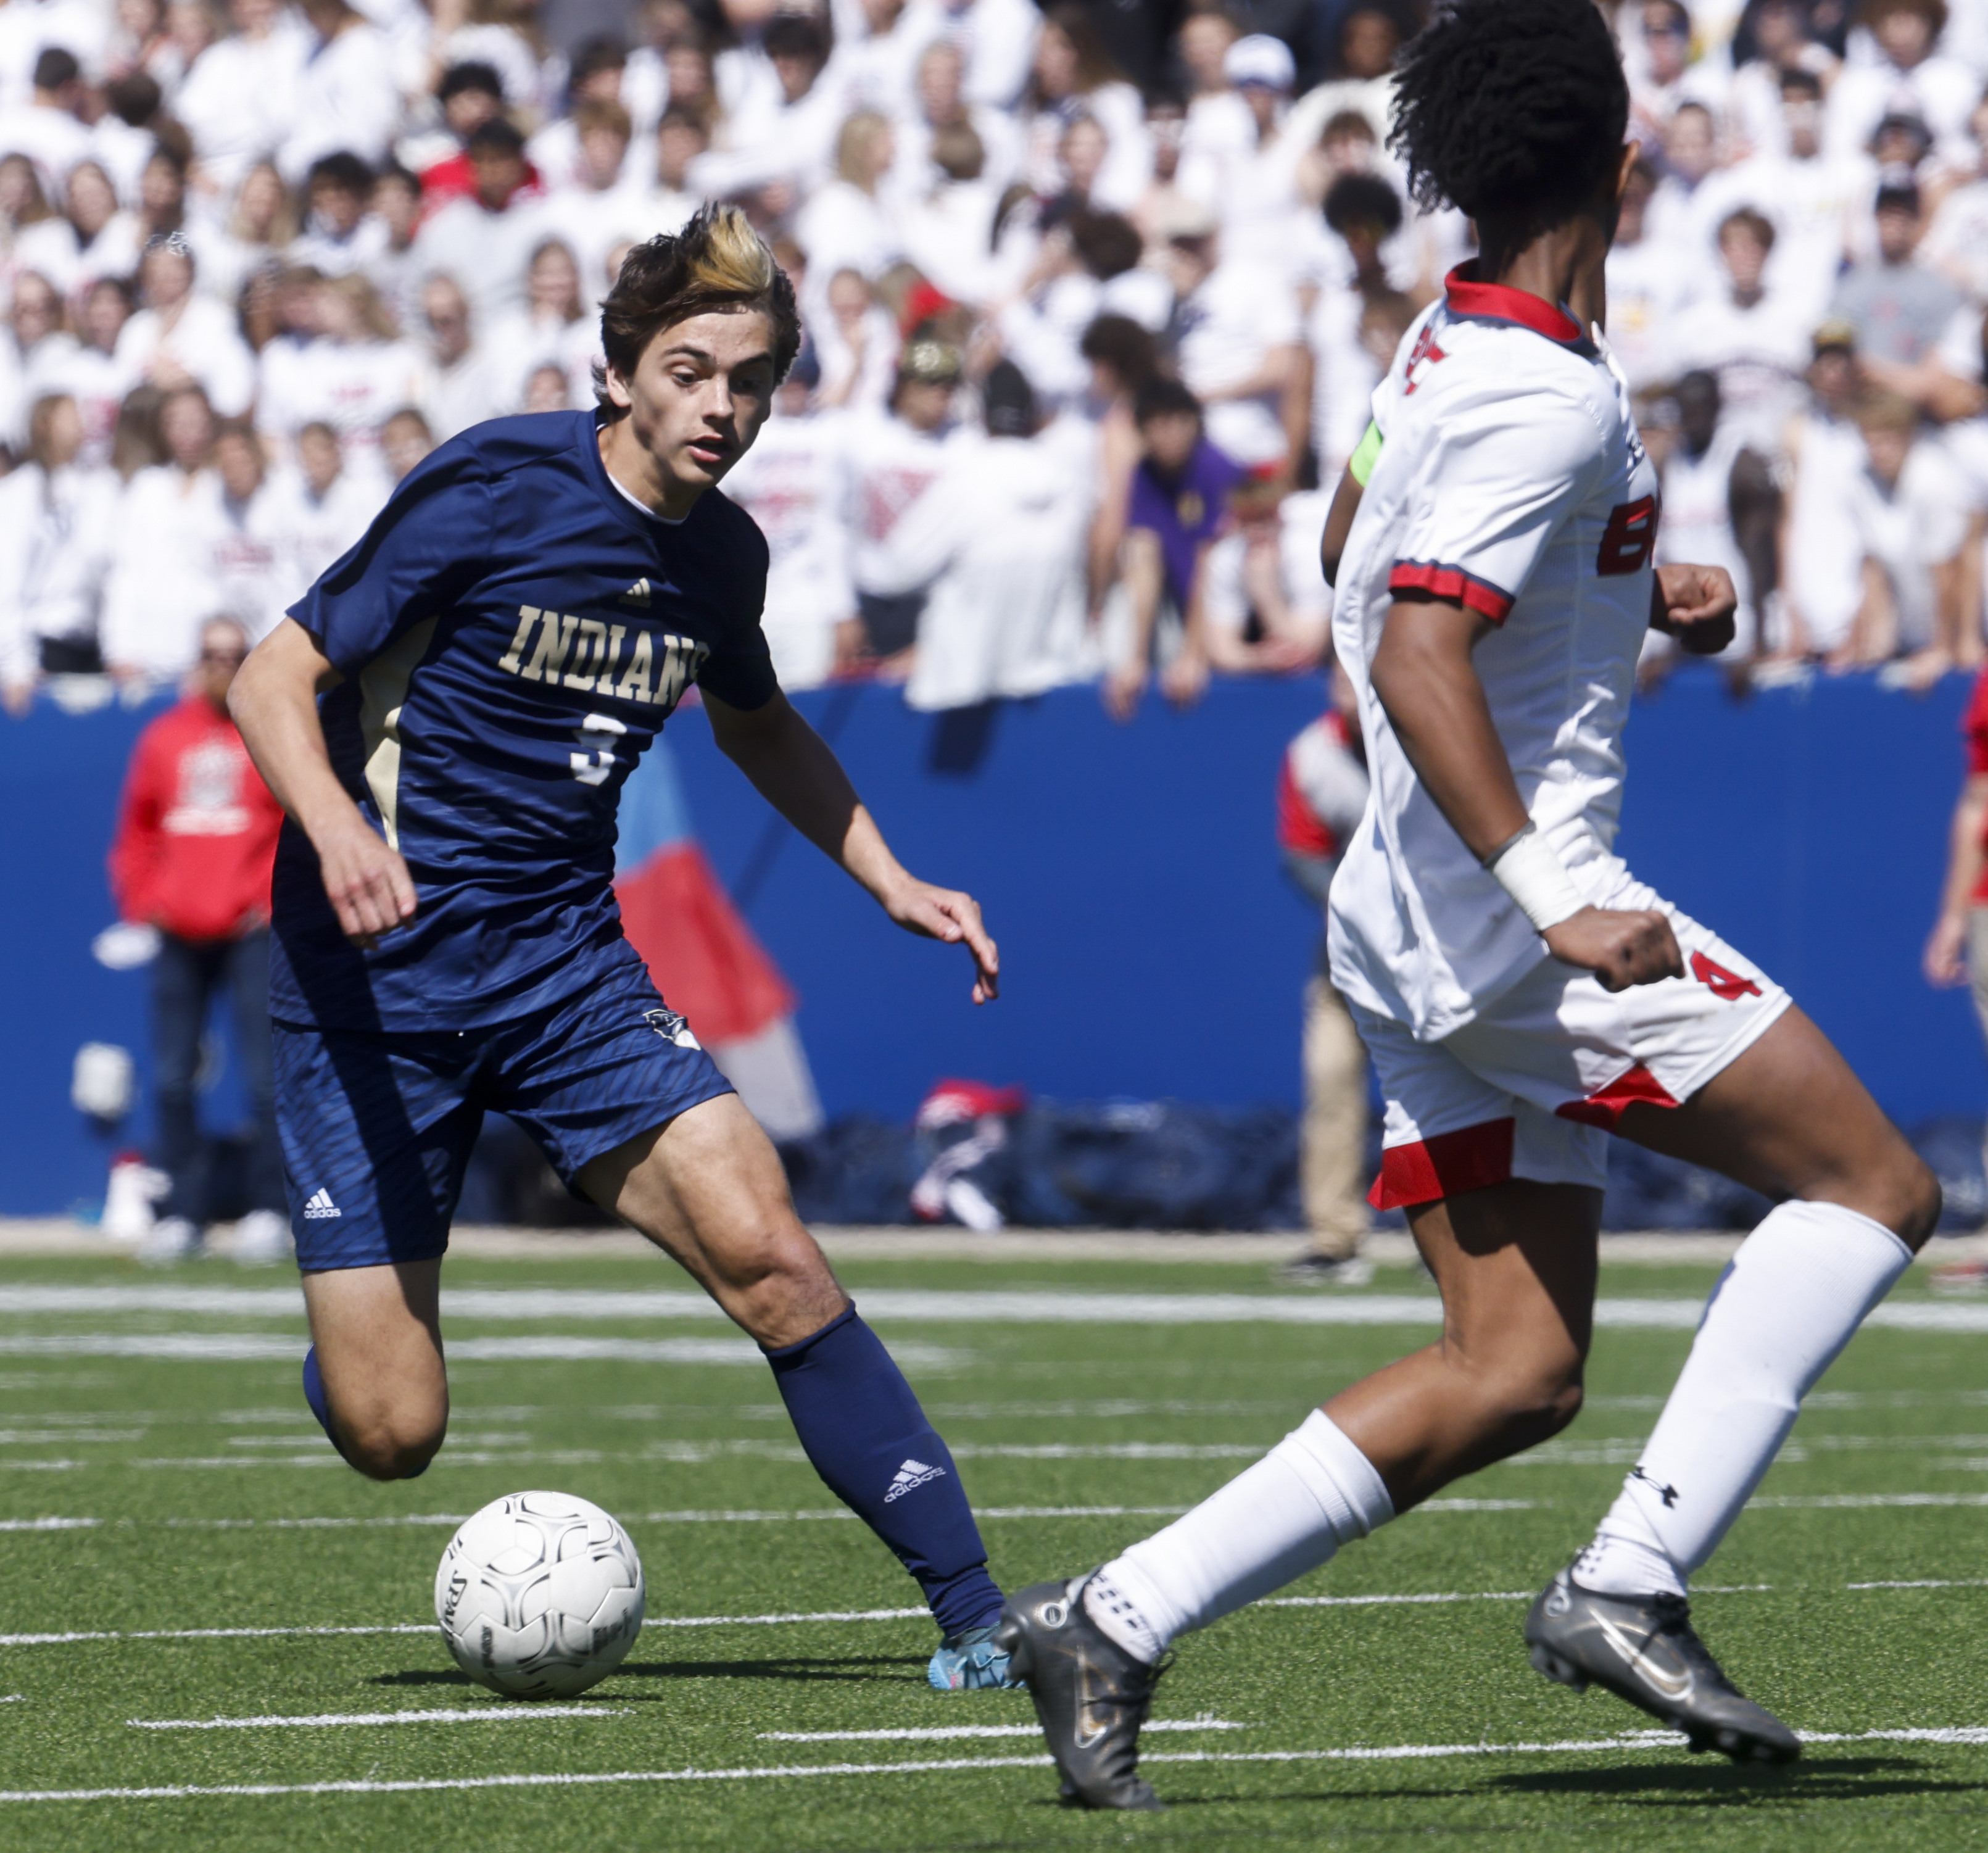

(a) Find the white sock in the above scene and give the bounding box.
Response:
[1083,1409,1393,1662]
[1576,1199,1911,1599]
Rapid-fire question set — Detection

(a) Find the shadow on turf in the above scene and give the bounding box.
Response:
[1493,1755,1976,1805]
[373,1653,931,1691]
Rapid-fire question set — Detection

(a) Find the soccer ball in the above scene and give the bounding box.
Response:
[434,1491,646,1699]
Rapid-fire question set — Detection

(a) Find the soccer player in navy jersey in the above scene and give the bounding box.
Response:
[228,206,1016,1692]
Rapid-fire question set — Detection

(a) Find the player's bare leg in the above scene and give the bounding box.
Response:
[1615,1005,1937,1246]
[299,1260,448,1480]
[1323,1179,1597,1508]
[576,1092,847,1345]
[581,1093,1014,1683]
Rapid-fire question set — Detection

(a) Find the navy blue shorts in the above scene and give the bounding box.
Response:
[273,964,733,1271]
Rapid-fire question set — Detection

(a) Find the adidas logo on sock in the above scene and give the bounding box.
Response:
[302,1188,342,1221]
[884,1457,946,1503]
[620,577,652,607]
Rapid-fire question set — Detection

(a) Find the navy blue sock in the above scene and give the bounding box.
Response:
[764,1305,1003,1636]
[302,1345,426,1478]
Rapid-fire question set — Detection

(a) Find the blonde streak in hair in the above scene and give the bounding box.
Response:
[687,205,775,297]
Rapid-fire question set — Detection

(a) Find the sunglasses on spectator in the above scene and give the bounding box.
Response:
[1643,19,1688,36]
[200,647,247,664]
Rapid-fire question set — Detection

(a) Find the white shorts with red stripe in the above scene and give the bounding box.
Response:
[1355,869,1792,1211]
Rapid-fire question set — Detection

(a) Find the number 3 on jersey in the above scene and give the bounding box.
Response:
[571,713,626,786]
[1596,495,1658,576]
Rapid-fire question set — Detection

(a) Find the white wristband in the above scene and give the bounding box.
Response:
[1485,826,1585,934]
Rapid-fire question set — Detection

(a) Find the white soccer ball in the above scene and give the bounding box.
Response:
[434,1490,646,1699]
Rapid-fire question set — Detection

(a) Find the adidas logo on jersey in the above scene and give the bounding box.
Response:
[621,578,652,607]
[884,1457,946,1503]
[301,1188,342,1221]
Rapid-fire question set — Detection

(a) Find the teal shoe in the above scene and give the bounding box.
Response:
[927,1623,1023,1691]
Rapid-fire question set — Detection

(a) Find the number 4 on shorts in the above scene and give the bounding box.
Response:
[1691,949,1761,1001]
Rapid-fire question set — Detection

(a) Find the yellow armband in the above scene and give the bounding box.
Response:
[1349,420,1383,487]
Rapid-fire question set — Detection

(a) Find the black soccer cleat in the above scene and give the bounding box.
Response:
[1524,1567,1801,1764]
[993,1574,1167,1810]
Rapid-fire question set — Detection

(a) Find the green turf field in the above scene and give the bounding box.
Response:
[6,1242,1988,1851]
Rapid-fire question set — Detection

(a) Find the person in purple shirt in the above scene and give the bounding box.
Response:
[1109,375,1245,719]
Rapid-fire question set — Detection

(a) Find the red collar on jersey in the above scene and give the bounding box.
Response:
[1443,264,1585,347]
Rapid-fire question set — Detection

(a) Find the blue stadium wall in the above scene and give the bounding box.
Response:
[1,669,1981,1215]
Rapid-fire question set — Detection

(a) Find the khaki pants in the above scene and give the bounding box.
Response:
[1303,975,1370,1259]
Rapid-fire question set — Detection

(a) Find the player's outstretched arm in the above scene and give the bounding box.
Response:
[1370,594,1681,992]
[230,618,418,949]
[703,687,1000,1003]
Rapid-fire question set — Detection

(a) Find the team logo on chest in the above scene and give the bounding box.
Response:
[497,604,708,707]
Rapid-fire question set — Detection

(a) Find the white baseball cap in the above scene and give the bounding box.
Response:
[1224,33,1296,92]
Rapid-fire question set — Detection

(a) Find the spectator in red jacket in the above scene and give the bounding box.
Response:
[109,617,288,1264]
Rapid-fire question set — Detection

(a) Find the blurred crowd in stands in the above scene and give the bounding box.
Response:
[4,0,1988,715]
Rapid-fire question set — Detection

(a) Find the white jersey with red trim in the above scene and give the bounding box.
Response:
[1328,267,1662,1042]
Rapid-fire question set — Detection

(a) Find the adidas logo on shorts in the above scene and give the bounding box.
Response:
[884,1457,946,1503]
[302,1188,342,1221]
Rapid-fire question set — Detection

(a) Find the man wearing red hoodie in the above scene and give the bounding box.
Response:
[109,618,288,1264]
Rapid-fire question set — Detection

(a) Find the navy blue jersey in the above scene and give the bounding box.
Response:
[270,410,778,1032]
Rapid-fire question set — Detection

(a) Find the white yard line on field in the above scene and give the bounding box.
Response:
[0,1582,1812,1650]
[8,1726,1988,1804]
[10,1281,1988,1332]
[758,1717,1251,1743]
[128,1708,626,1729]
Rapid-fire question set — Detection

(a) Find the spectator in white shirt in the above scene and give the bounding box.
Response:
[1651,368,1767,663]
[379,402,434,481]
[721,350,855,690]
[266,416,380,603]
[0,49,94,197]
[693,12,843,207]
[14,157,138,307]
[1646,97,1723,253]
[265,270,424,462]
[205,160,299,311]
[1843,388,1973,671]
[412,117,546,327]
[101,381,225,684]
[866,358,1096,711]
[1162,202,1304,475]
[1695,65,1873,326]
[1727,0,1842,158]
[362,162,424,333]
[209,417,292,640]
[1662,205,1813,449]
[172,0,302,194]
[0,389,119,707]
[116,231,257,417]
[897,36,1022,197]
[526,35,629,192]
[539,100,653,304]
[288,151,386,278]
[1827,0,1979,166]
[1604,156,1691,390]
[484,235,598,410]
[0,267,75,454]
[1781,321,1878,659]
[812,265,900,411]
[278,0,399,184]
[56,273,136,463]
[795,109,904,302]
[1023,4,1150,213]
[1197,476,1330,678]
[840,332,963,669]
[637,104,706,256]
[413,270,503,437]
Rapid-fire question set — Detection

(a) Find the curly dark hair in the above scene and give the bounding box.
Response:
[1389,0,1629,254]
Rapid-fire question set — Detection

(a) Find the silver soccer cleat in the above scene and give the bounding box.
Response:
[1525,1567,1800,1764]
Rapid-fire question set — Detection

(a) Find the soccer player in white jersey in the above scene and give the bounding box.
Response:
[996,0,1942,1808]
